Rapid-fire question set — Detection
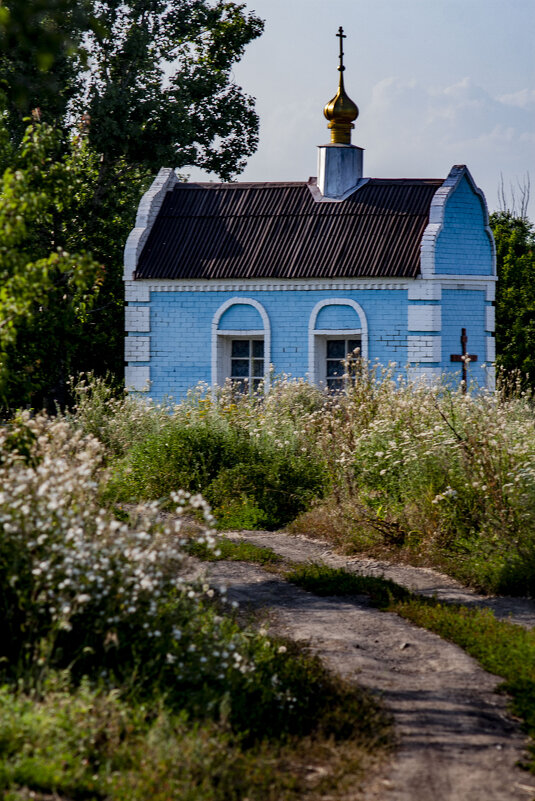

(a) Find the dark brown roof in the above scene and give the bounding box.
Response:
[135,178,444,281]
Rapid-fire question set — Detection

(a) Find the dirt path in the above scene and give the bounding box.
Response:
[202,530,535,801]
[223,529,535,629]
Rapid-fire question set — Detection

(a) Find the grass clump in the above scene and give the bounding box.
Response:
[187,537,282,565]
[0,675,385,801]
[285,563,410,607]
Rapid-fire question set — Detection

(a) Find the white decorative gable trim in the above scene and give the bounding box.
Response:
[420,165,496,279]
[123,168,178,280]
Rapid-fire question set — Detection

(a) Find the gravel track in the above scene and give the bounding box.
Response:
[202,529,535,801]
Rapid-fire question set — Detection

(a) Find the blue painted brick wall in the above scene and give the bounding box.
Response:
[435,176,493,276]
[219,303,263,329]
[441,288,487,389]
[316,304,361,328]
[148,288,409,400]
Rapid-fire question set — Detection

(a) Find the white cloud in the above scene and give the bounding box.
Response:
[189,73,535,218]
[498,89,535,108]
[359,77,535,215]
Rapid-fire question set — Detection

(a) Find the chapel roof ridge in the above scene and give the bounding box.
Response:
[179,176,445,189]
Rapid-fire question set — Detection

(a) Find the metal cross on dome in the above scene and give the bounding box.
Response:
[450,328,478,392]
[337,26,346,73]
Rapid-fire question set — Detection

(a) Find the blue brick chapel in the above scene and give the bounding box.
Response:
[124,31,496,400]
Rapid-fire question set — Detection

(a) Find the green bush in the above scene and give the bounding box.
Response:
[108,417,327,530]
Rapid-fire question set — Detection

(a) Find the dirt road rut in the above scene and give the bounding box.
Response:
[203,531,535,801]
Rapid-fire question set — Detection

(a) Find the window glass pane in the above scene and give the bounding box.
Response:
[347,339,361,355]
[252,359,264,377]
[252,379,263,392]
[231,359,249,377]
[252,340,264,358]
[231,340,249,358]
[326,361,344,378]
[326,340,345,359]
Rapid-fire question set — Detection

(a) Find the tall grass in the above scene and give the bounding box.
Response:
[70,368,535,594]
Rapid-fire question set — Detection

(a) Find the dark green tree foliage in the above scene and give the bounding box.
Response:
[81,0,263,180]
[490,211,535,385]
[0,120,102,409]
[0,0,95,138]
[0,1,263,408]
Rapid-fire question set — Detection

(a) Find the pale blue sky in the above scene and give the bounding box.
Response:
[189,0,535,216]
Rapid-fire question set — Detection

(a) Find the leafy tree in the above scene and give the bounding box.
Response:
[0,0,96,140]
[490,211,535,386]
[59,132,151,383]
[0,1,264,181]
[0,119,102,410]
[79,1,263,181]
[0,1,264,406]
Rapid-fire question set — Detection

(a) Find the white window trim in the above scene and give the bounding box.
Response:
[308,299,368,385]
[211,298,271,389]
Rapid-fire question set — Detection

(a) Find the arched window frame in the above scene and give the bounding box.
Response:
[211,297,271,390]
[308,298,368,385]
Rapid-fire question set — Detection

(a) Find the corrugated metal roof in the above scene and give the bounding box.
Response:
[135,178,444,281]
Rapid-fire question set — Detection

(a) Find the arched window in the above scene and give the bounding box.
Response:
[308,299,368,388]
[211,298,271,391]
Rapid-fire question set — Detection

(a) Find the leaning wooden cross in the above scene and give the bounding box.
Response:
[450,327,478,392]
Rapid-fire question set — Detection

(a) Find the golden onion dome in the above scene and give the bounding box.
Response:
[324,27,359,144]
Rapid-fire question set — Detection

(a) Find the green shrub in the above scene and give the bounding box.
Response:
[108,417,327,530]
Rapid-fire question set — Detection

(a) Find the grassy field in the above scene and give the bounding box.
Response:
[0,410,390,800]
[1,368,534,797]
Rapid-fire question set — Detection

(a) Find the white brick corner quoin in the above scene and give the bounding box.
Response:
[125,336,150,362]
[123,168,178,281]
[486,336,496,363]
[407,305,442,332]
[125,306,150,332]
[407,335,442,363]
[125,366,150,392]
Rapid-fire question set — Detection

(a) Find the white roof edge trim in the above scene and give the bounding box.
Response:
[123,167,178,281]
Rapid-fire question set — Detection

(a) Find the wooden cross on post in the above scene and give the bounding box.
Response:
[450,327,478,392]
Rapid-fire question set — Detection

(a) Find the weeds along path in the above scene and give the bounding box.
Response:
[204,533,535,801]
[223,530,535,629]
